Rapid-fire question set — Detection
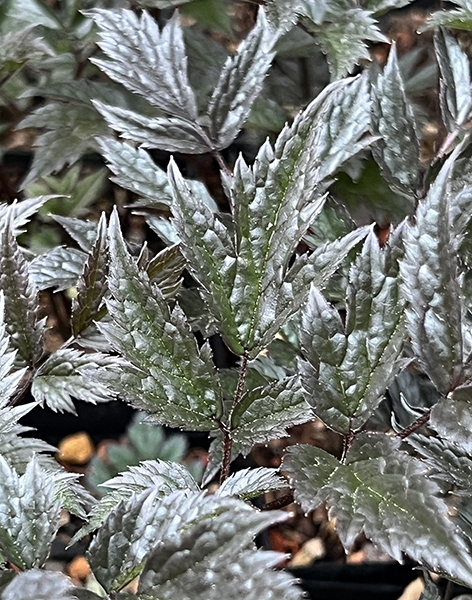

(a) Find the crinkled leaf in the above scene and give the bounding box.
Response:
[94,210,222,429]
[265,0,327,33]
[371,46,419,197]
[0,456,61,570]
[19,103,107,186]
[435,28,472,131]
[430,391,472,453]
[88,9,198,120]
[97,137,173,208]
[31,349,120,414]
[0,292,25,405]
[400,152,463,394]
[145,244,185,297]
[51,470,96,519]
[29,247,87,291]
[170,77,372,356]
[283,433,472,586]
[52,215,99,252]
[0,196,53,235]
[0,26,52,75]
[1,570,73,600]
[300,232,406,433]
[208,10,276,149]
[93,101,211,153]
[72,215,109,336]
[426,4,472,32]
[307,9,387,79]
[0,209,43,366]
[216,467,287,500]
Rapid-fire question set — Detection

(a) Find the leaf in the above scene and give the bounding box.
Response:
[140,545,302,600]
[419,571,441,600]
[19,103,107,186]
[0,292,26,405]
[88,9,198,120]
[98,137,173,208]
[429,391,472,453]
[29,247,87,291]
[208,10,277,149]
[435,28,472,131]
[73,459,199,543]
[371,46,419,197]
[300,231,406,433]
[145,244,186,297]
[426,4,472,32]
[93,101,211,153]
[307,9,388,79]
[0,208,43,367]
[362,0,414,15]
[283,433,472,586]
[0,26,52,75]
[1,570,73,600]
[400,152,463,395]
[52,215,99,252]
[170,77,372,357]
[0,456,61,570]
[216,467,287,500]
[72,215,108,337]
[265,0,327,34]
[90,489,291,596]
[31,349,120,414]
[0,196,52,235]
[93,210,222,429]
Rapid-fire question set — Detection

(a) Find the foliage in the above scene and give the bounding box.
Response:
[1,0,472,598]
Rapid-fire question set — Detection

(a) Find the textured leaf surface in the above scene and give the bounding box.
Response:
[0,26,52,75]
[371,46,419,197]
[1,570,73,600]
[93,101,211,153]
[31,349,120,414]
[89,10,198,120]
[0,210,43,366]
[208,10,276,148]
[52,215,99,252]
[435,28,472,130]
[300,232,405,432]
[72,215,108,336]
[216,467,287,500]
[0,196,52,235]
[97,137,173,207]
[95,210,222,429]
[430,392,472,453]
[29,247,87,291]
[283,434,472,586]
[0,292,25,405]
[427,4,472,32]
[0,456,60,569]
[400,153,463,394]
[171,77,371,356]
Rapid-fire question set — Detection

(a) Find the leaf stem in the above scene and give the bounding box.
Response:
[262,491,294,511]
[212,151,232,176]
[341,428,355,463]
[396,410,431,439]
[219,351,250,484]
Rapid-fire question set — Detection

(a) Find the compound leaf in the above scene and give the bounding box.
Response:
[283,433,472,587]
[94,210,222,429]
[371,46,419,197]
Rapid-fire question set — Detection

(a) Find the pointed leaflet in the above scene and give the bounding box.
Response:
[216,467,287,500]
[93,101,211,154]
[371,46,419,198]
[29,247,87,291]
[208,10,277,149]
[0,456,61,570]
[170,77,372,356]
[97,137,173,207]
[52,215,100,252]
[0,208,43,367]
[72,215,108,337]
[265,0,327,33]
[429,389,472,453]
[400,152,463,395]
[0,196,53,235]
[95,210,222,429]
[0,292,25,404]
[435,28,472,131]
[426,2,472,35]
[145,244,185,297]
[283,434,472,587]
[88,489,288,594]
[88,10,198,120]
[299,231,406,433]
[73,459,199,542]
[31,349,121,414]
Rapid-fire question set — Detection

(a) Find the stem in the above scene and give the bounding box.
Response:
[443,580,453,600]
[341,427,355,463]
[433,129,460,163]
[396,410,431,440]
[262,491,294,511]
[212,151,232,176]
[9,370,35,407]
[219,352,250,484]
